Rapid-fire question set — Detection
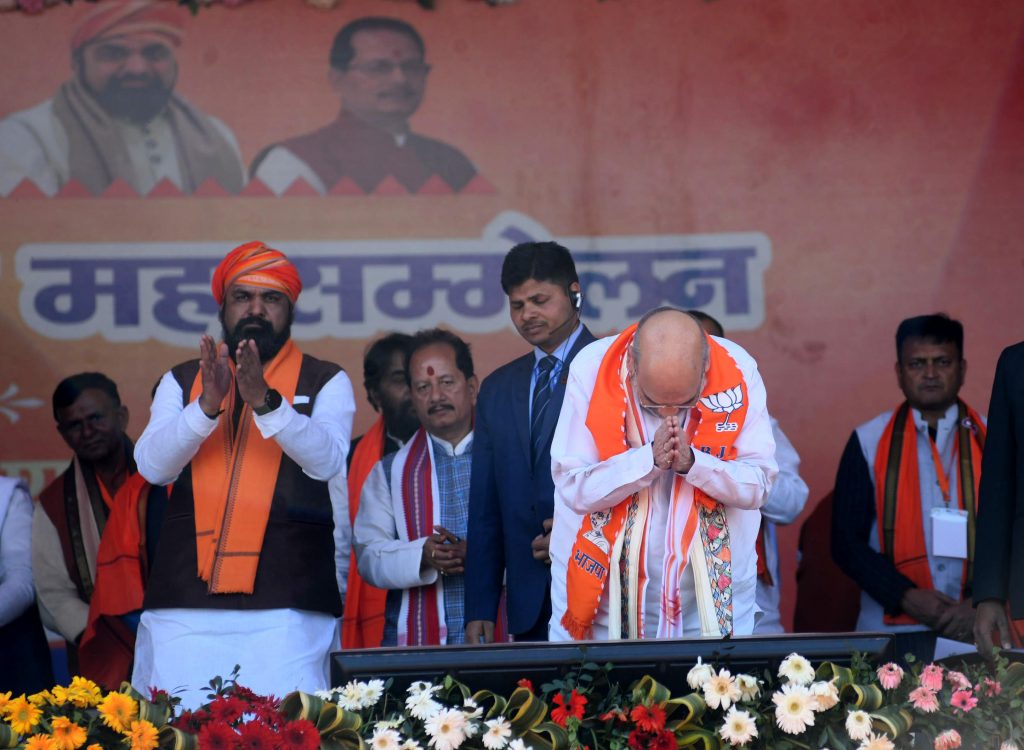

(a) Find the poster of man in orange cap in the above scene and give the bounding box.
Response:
[0,0,244,197]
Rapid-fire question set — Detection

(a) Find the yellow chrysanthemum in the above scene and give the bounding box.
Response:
[86,745,104,750]
[126,719,160,750]
[28,690,55,707]
[50,686,70,707]
[25,735,59,750]
[6,695,43,735]
[50,716,88,750]
[0,690,12,716]
[66,678,102,709]
[97,692,138,733]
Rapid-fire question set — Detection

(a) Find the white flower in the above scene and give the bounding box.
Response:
[858,732,894,750]
[809,680,839,711]
[406,690,443,720]
[718,706,758,746]
[736,674,761,702]
[363,679,386,707]
[773,683,816,735]
[508,741,531,750]
[376,719,404,730]
[314,689,336,701]
[778,653,815,685]
[370,727,403,750]
[463,697,484,720]
[401,741,423,750]
[846,709,872,742]
[482,717,512,749]
[687,657,715,690]
[425,708,468,750]
[408,680,442,697]
[337,680,366,710]
[1001,742,1021,750]
[703,669,742,710]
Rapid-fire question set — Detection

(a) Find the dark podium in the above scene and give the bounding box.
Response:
[333,633,894,695]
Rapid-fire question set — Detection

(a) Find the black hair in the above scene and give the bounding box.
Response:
[363,332,414,412]
[52,372,121,421]
[329,17,425,71]
[500,241,580,295]
[406,328,474,382]
[895,314,964,362]
[686,309,724,338]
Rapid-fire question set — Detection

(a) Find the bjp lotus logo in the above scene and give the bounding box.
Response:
[700,386,743,432]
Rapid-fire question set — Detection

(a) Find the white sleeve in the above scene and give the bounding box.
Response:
[0,106,64,197]
[760,419,809,525]
[31,504,88,642]
[252,146,327,196]
[253,369,354,481]
[550,356,661,516]
[682,355,778,510]
[134,370,219,486]
[330,472,350,599]
[0,485,35,628]
[353,461,438,591]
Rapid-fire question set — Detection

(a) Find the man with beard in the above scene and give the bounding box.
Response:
[251,16,477,195]
[33,372,155,684]
[342,333,420,649]
[353,329,477,646]
[833,314,985,661]
[0,0,244,197]
[132,241,354,707]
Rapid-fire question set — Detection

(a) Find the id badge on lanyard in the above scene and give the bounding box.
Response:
[928,436,967,559]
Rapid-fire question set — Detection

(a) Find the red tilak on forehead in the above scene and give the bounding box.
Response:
[427,365,435,376]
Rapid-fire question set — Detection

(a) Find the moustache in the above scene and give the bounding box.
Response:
[427,404,454,415]
[233,317,273,336]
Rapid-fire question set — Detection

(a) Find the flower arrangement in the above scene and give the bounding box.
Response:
[2,652,1022,749]
[0,0,517,14]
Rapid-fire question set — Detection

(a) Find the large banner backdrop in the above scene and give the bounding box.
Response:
[2,0,1022,628]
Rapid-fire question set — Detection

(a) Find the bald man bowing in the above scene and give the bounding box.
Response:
[548,308,777,641]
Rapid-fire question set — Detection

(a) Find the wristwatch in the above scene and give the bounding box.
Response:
[253,388,282,416]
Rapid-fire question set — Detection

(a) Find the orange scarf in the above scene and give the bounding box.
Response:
[874,400,985,625]
[342,416,389,649]
[562,326,747,639]
[188,339,302,593]
[78,471,155,688]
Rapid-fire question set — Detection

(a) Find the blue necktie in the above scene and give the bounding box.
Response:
[531,355,558,462]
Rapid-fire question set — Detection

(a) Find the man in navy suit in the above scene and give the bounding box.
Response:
[465,242,595,642]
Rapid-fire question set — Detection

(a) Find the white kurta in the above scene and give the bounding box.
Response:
[548,334,777,640]
[131,365,354,707]
[752,418,809,634]
[0,98,242,197]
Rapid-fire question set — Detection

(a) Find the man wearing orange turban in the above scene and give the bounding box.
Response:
[0,0,244,197]
[131,241,354,708]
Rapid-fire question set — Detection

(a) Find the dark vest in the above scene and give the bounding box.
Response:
[143,354,344,616]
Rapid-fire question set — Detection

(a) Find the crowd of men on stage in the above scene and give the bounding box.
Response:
[1,240,1022,707]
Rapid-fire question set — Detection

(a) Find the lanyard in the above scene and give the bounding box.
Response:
[928,434,958,508]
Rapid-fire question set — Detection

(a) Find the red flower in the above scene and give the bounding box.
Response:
[517,678,534,692]
[628,730,652,749]
[979,678,1002,697]
[279,719,320,750]
[551,690,587,727]
[600,708,627,722]
[198,721,240,750]
[650,730,675,750]
[238,720,278,750]
[209,695,249,725]
[630,703,667,733]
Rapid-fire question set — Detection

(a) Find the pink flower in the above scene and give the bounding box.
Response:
[979,678,1002,697]
[950,689,978,713]
[920,664,944,691]
[934,729,962,750]
[909,687,939,713]
[876,663,904,690]
[946,670,971,690]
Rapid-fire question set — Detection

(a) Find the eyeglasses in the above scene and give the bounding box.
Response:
[632,371,705,417]
[345,60,432,78]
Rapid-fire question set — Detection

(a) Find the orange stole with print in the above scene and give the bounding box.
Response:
[561,326,747,639]
[874,400,985,625]
[188,339,302,593]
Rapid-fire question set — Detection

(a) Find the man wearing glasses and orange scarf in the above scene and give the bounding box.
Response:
[548,307,777,641]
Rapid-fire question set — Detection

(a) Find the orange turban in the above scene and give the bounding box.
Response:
[211,241,303,306]
[71,1,185,54]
